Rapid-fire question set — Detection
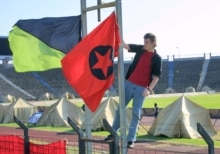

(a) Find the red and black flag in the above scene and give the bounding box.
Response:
[61,12,120,112]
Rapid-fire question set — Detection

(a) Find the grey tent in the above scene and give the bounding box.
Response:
[149,96,216,138]
[36,97,85,126]
[2,98,38,123]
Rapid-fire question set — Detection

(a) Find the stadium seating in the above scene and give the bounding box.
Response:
[0,65,77,100]
[34,69,78,97]
[203,56,220,91]
[0,65,46,100]
[154,60,169,94]
[172,58,204,93]
[1,56,220,100]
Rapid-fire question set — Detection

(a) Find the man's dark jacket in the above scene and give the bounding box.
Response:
[125,44,162,83]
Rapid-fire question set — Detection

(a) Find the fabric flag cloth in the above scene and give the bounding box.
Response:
[8,16,81,72]
[61,12,120,112]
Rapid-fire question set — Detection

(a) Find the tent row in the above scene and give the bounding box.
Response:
[1,89,116,103]
[0,92,76,103]
[35,97,132,130]
[0,98,38,123]
[0,97,132,131]
[0,95,216,139]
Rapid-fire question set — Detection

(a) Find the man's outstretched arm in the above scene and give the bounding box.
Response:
[121,41,130,50]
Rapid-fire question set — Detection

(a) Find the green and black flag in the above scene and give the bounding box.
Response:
[9,15,81,72]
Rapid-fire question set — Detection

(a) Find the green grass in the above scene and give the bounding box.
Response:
[187,94,220,109]
[73,93,220,109]
[138,133,220,147]
[126,93,220,109]
[29,125,74,132]
[134,96,180,108]
[0,123,74,132]
[136,126,220,147]
[92,129,220,147]
[0,123,18,127]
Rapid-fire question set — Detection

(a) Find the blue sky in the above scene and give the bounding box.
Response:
[1,0,220,58]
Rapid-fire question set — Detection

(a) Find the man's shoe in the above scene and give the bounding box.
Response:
[127,141,134,148]
[104,135,113,141]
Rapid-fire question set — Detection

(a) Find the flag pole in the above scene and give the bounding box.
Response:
[80,1,92,153]
[116,0,127,153]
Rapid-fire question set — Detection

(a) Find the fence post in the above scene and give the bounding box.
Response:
[103,119,119,154]
[14,116,29,154]
[197,123,214,154]
[67,117,86,154]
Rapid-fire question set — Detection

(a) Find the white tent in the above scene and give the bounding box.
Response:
[36,97,85,127]
[2,98,38,123]
[82,97,132,131]
[149,96,216,138]
[62,91,75,99]
[2,94,16,103]
[29,99,57,107]
[39,92,54,100]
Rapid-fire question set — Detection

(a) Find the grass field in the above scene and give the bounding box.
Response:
[129,93,220,109]
[72,93,220,109]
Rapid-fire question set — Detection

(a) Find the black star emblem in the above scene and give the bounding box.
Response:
[89,46,113,80]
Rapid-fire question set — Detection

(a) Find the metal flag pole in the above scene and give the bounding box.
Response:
[116,0,127,153]
[80,1,92,153]
[80,0,126,153]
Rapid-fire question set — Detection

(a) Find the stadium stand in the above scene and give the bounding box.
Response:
[0,74,28,101]
[1,53,220,100]
[0,65,79,100]
[203,56,220,91]
[172,57,204,93]
[154,60,169,94]
[34,69,78,97]
[0,65,45,100]
[0,37,12,55]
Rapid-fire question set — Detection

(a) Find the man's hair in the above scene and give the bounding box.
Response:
[144,33,157,46]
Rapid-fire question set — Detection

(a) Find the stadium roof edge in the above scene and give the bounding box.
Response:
[0,36,12,56]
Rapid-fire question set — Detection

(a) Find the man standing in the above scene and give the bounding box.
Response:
[105,33,162,148]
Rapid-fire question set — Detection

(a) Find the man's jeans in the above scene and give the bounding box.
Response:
[112,80,145,142]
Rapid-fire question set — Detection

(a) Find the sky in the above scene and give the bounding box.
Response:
[1,0,220,59]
